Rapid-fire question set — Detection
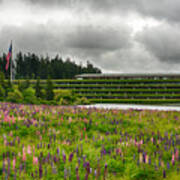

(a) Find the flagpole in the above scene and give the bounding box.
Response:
[10,40,12,83]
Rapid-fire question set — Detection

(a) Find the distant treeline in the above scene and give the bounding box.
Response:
[0,52,101,79]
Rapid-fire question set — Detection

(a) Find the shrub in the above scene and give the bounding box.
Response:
[18,80,30,92]
[7,89,23,103]
[54,89,73,101]
[58,98,69,105]
[0,85,5,100]
[0,72,6,88]
[54,89,77,105]
[40,89,46,99]
[74,97,90,105]
[22,87,37,104]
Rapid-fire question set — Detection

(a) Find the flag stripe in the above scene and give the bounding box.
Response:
[6,43,12,71]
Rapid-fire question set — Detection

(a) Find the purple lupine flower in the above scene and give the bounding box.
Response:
[76,166,80,180]
[52,165,57,174]
[167,162,170,169]
[76,146,79,156]
[137,159,139,166]
[133,154,136,160]
[62,151,66,163]
[81,144,83,155]
[53,134,56,142]
[19,163,23,176]
[85,162,90,180]
[54,155,58,163]
[143,152,146,163]
[47,152,51,162]
[39,163,43,179]
[94,169,97,177]
[86,162,90,173]
[47,144,50,149]
[163,170,166,178]
[78,157,81,165]
[84,154,87,161]
[148,156,151,165]
[57,148,60,155]
[83,162,87,168]
[64,168,68,179]
[103,163,108,180]
[69,153,74,162]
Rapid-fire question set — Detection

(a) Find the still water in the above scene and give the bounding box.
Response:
[79,104,180,111]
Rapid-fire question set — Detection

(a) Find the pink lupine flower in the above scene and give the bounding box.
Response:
[33,156,38,165]
[9,131,13,137]
[175,149,179,160]
[172,154,175,165]
[68,117,72,123]
[22,151,26,161]
[4,115,8,122]
[134,139,137,146]
[4,158,8,166]
[18,152,21,157]
[4,139,7,146]
[145,155,149,164]
[61,117,63,121]
[83,118,88,124]
[140,140,143,145]
[139,153,143,163]
[13,158,16,170]
[11,115,15,124]
[27,145,32,155]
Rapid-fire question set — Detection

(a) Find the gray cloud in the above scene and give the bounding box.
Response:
[1,22,180,73]
[0,22,132,66]
[1,0,180,72]
[136,24,180,64]
[65,25,131,51]
[25,0,180,22]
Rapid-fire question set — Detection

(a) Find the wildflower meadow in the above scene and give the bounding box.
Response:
[0,102,180,179]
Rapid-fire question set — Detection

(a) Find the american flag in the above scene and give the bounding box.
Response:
[6,42,12,71]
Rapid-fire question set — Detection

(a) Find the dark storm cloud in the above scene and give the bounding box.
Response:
[65,25,131,51]
[26,0,180,22]
[136,24,180,64]
[0,22,132,57]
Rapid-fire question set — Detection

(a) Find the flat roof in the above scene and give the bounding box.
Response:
[75,73,180,78]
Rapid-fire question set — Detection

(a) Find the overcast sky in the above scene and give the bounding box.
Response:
[1,0,180,73]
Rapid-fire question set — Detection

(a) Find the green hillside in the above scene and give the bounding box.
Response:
[13,79,180,104]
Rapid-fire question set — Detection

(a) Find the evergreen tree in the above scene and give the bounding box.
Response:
[46,76,54,100]
[10,52,102,79]
[35,77,42,98]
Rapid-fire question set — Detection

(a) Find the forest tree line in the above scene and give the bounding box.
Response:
[0,52,101,79]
